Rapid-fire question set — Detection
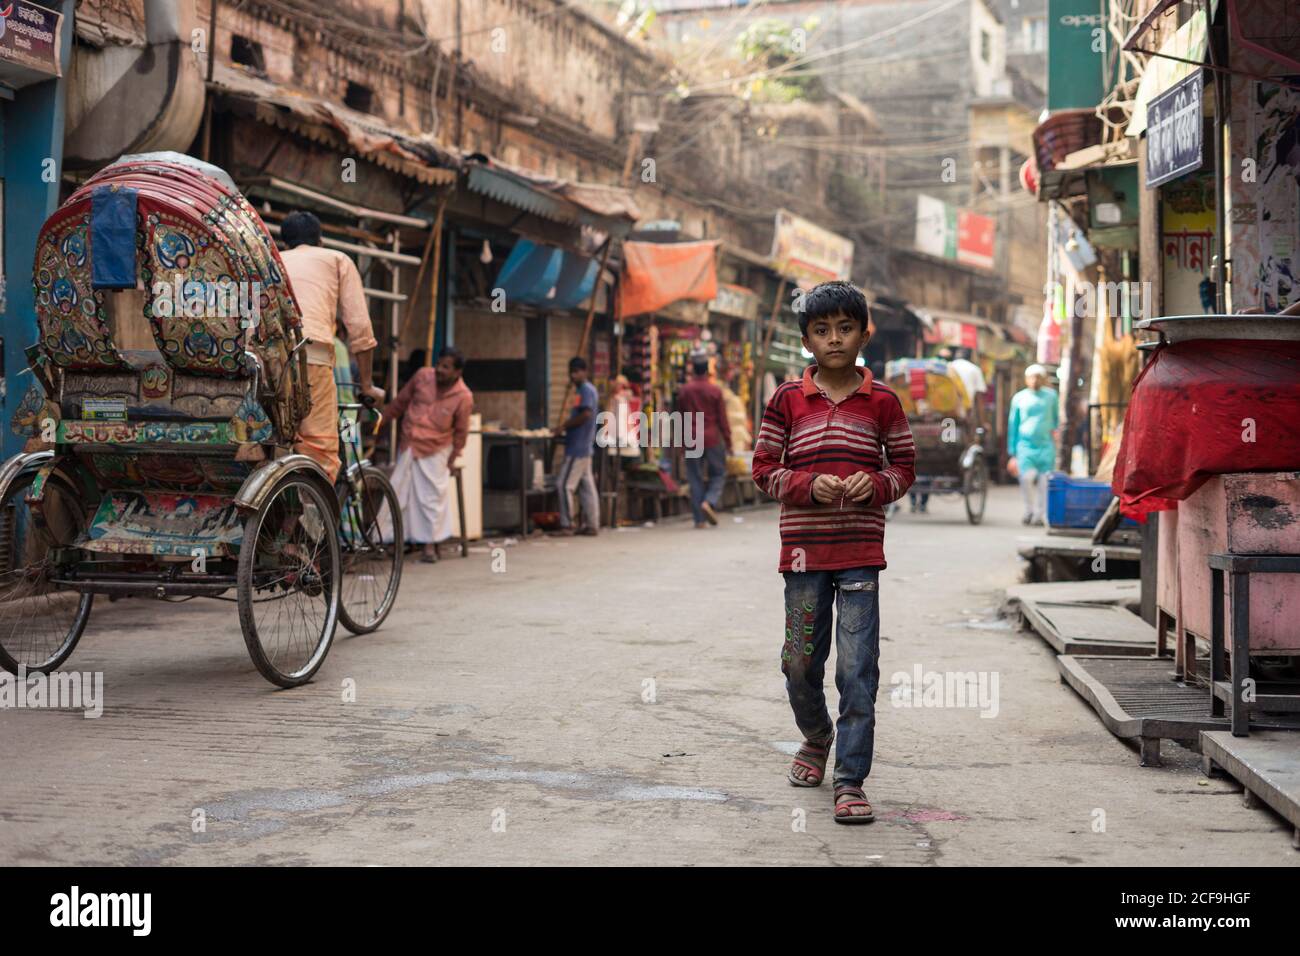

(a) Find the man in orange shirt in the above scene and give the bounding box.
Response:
[280,211,385,482]
[385,347,474,562]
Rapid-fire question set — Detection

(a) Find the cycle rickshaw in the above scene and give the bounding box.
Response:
[882,357,988,525]
[0,153,401,687]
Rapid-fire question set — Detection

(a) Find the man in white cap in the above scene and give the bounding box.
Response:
[1007,365,1059,525]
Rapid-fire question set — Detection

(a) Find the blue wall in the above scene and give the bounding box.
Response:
[0,0,73,459]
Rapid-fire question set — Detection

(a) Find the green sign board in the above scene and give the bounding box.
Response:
[1047,0,1110,111]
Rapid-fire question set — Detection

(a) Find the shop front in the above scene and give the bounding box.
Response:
[610,237,726,519]
[1065,3,1300,766]
[0,0,72,460]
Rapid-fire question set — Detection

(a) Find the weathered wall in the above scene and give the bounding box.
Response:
[1226,1,1300,311]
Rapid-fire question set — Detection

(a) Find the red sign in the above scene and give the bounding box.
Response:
[961,323,979,350]
[956,211,996,270]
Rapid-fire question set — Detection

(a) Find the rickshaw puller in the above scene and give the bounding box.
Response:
[280,211,385,483]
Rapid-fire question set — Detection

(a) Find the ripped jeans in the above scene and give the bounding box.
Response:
[781,567,881,787]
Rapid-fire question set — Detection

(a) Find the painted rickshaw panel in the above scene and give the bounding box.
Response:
[14,155,309,560]
[80,491,244,558]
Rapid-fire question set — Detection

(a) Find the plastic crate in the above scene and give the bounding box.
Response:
[1046,472,1135,529]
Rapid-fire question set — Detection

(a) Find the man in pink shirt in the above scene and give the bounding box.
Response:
[385,347,474,562]
[279,211,384,482]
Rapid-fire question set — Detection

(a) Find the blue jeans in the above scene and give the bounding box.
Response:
[781,567,881,787]
[685,443,727,523]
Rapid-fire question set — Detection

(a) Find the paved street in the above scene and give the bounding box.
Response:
[2,486,1296,866]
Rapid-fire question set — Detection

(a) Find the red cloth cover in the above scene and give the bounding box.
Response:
[1112,339,1300,519]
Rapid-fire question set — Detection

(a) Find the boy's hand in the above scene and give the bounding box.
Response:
[811,473,846,504]
[843,471,876,503]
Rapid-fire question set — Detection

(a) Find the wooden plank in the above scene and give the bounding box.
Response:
[1017,537,1142,561]
[1057,655,1239,766]
[1035,603,1155,645]
[1004,578,1140,608]
[1057,655,1144,740]
[1202,730,1300,831]
[1016,598,1156,657]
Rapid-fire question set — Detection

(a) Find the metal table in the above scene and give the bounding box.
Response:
[481,432,553,536]
[1209,552,1300,736]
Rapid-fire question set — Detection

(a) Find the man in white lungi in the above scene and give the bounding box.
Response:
[384,347,474,563]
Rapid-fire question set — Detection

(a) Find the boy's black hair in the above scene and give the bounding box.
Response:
[569,356,588,373]
[798,280,870,336]
[438,345,465,370]
[691,355,710,376]
[281,211,322,248]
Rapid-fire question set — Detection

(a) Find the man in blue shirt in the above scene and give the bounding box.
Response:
[553,356,601,536]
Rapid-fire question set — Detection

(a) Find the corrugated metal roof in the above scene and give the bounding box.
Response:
[467,164,575,223]
[208,64,458,186]
[465,162,637,235]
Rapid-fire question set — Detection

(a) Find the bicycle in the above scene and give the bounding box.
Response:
[335,395,403,634]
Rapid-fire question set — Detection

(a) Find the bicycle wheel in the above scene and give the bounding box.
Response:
[0,471,94,673]
[237,475,340,687]
[337,465,402,634]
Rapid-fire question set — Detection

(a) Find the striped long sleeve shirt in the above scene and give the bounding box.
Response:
[752,365,916,572]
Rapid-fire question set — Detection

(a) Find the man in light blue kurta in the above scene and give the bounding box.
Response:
[1007,364,1059,525]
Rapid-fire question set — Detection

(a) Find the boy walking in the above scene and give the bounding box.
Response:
[751,281,915,824]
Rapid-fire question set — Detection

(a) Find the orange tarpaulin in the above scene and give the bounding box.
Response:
[618,240,720,318]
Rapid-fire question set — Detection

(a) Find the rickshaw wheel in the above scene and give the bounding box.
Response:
[963,455,988,525]
[0,471,94,674]
[338,465,403,635]
[237,475,340,688]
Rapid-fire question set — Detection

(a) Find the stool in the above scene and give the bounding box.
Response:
[1209,552,1300,735]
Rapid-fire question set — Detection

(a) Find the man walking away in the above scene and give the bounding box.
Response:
[676,354,732,528]
[553,357,600,536]
[948,347,987,421]
[384,347,474,563]
[280,211,384,483]
[1007,364,1059,526]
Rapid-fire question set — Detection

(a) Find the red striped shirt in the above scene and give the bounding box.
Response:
[752,365,916,572]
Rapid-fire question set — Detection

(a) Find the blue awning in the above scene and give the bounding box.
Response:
[494,239,598,310]
[550,252,599,310]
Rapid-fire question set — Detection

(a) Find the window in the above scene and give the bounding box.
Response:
[1022,17,1046,53]
[344,81,374,114]
[230,34,266,74]
[980,29,991,64]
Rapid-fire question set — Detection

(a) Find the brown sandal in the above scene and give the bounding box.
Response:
[833,785,875,824]
[788,733,833,787]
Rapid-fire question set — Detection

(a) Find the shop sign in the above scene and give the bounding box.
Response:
[915,195,997,270]
[657,298,709,325]
[0,1,63,87]
[770,209,853,284]
[709,283,759,321]
[1047,0,1112,111]
[957,210,995,270]
[916,195,957,260]
[1146,69,1204,189]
